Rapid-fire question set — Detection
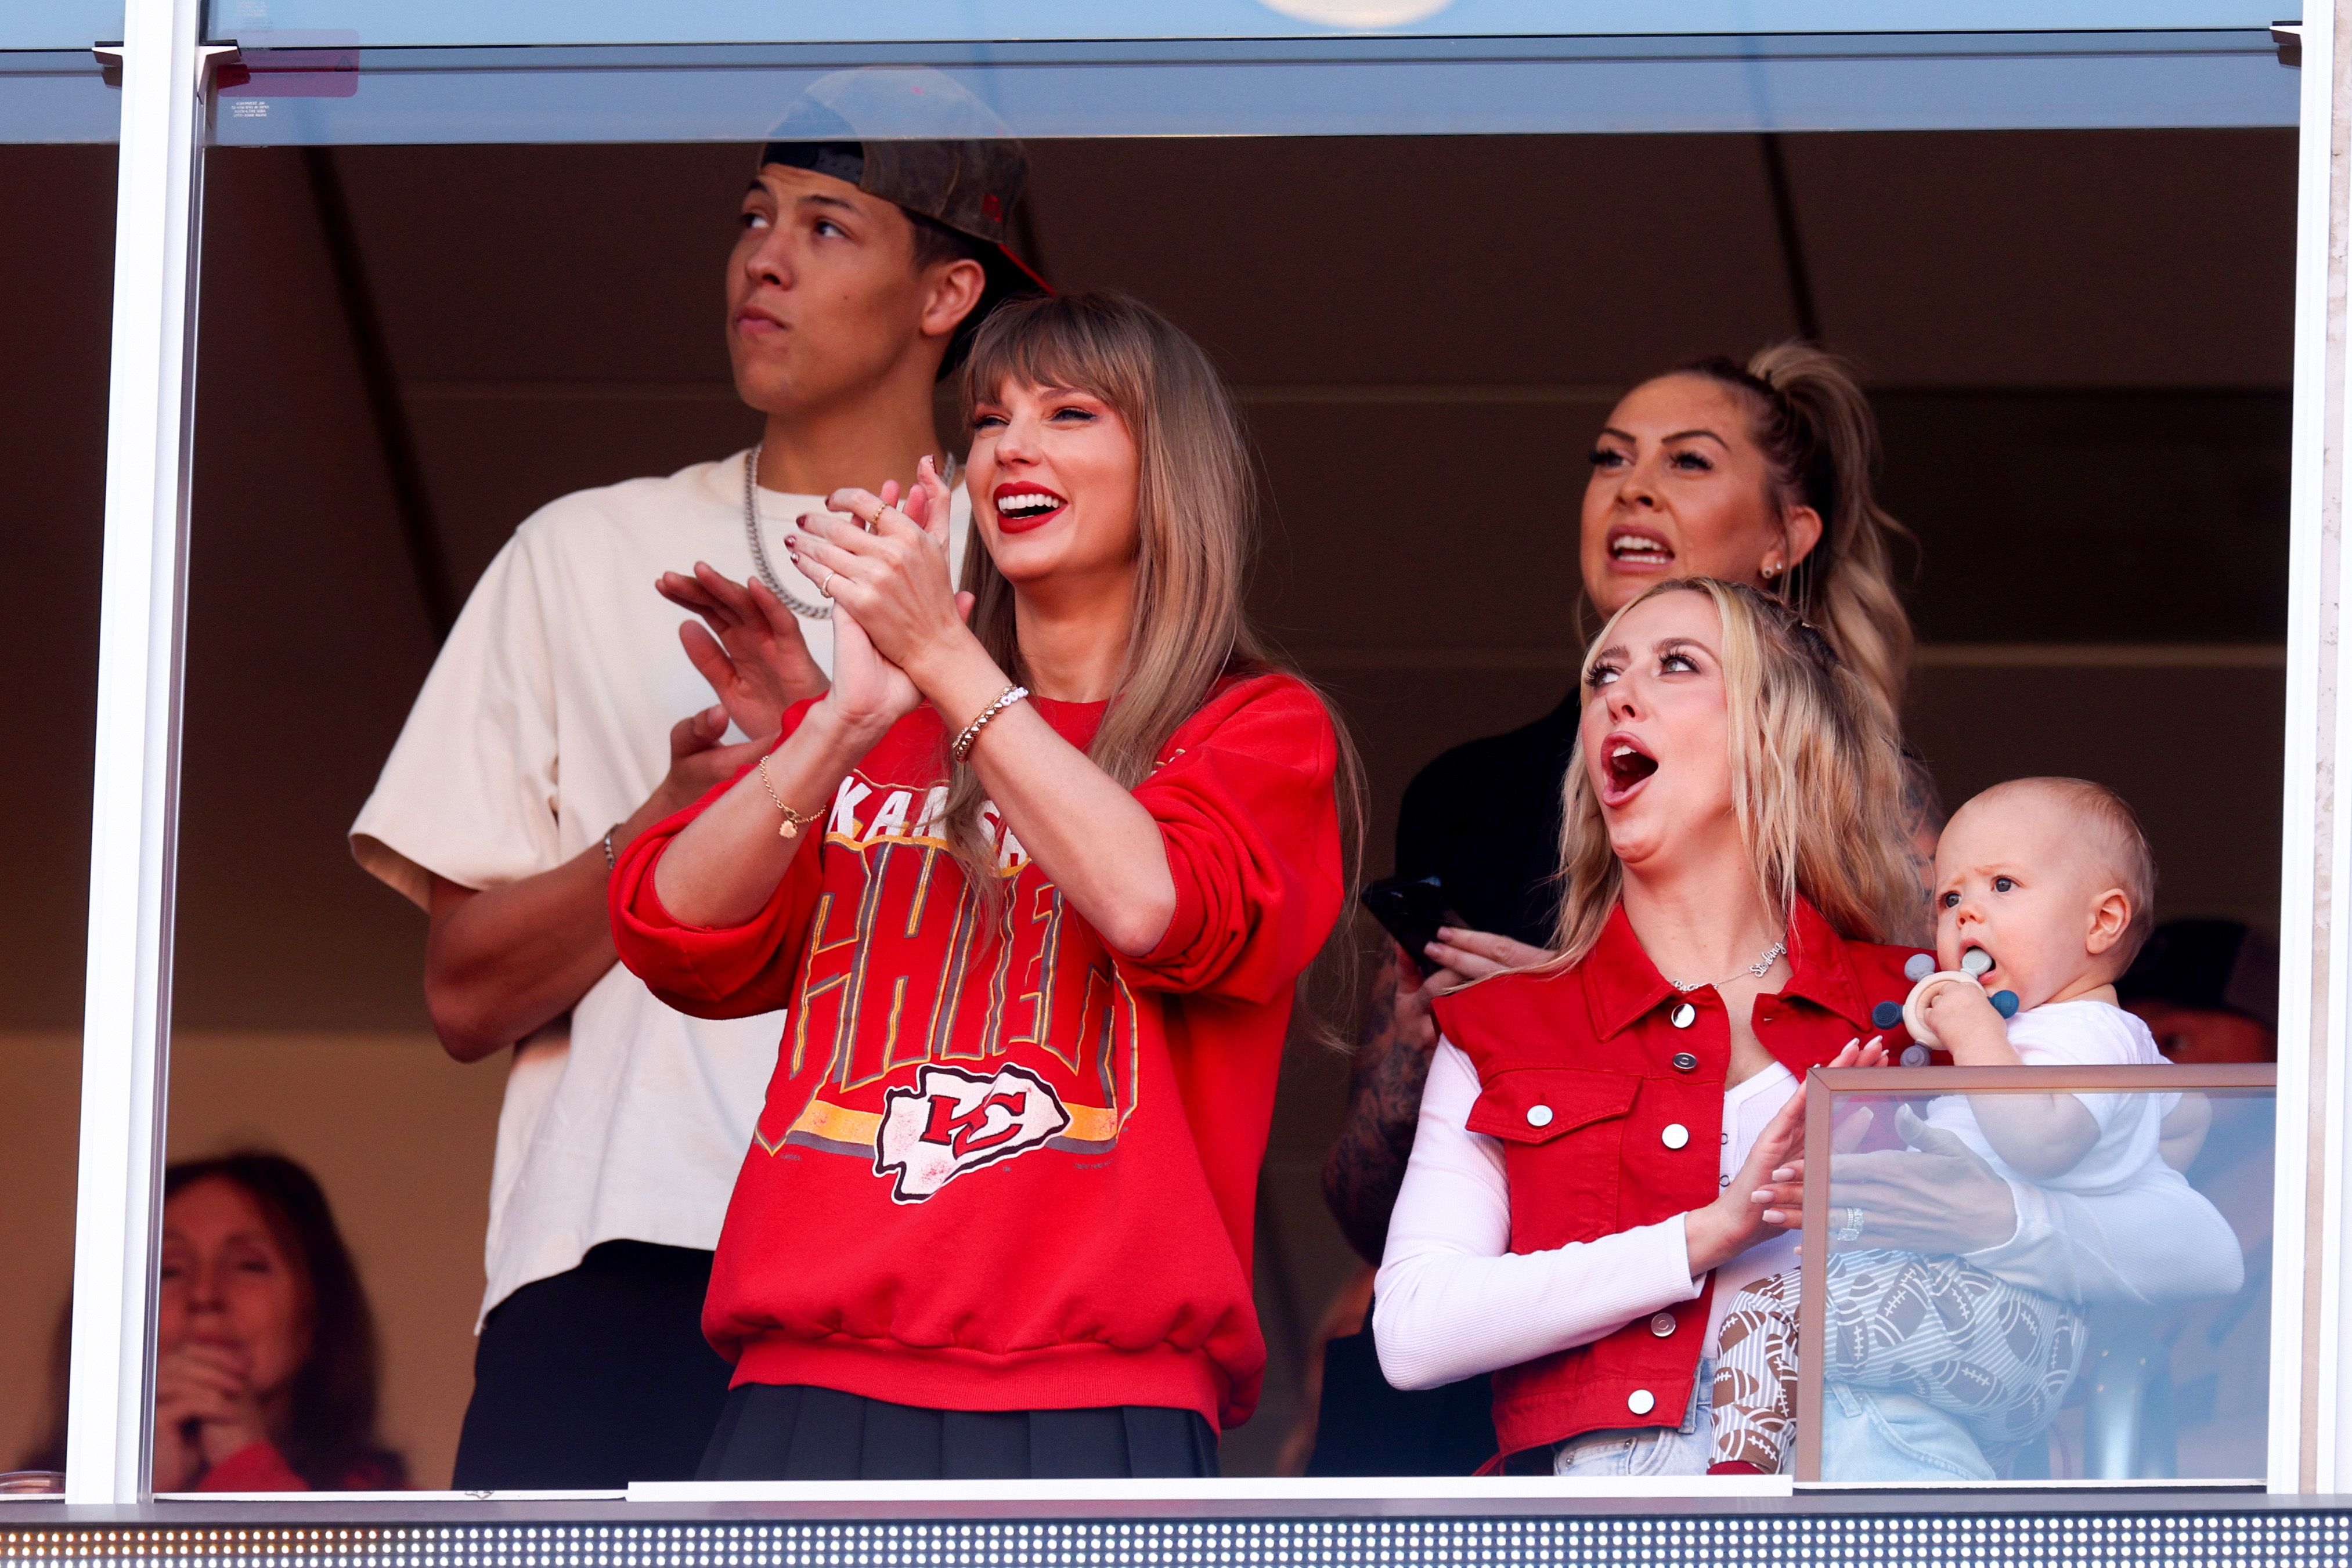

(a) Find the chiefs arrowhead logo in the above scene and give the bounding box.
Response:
[874,1063,1072,1203]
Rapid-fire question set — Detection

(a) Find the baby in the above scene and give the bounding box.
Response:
[1708,776,2179,1475]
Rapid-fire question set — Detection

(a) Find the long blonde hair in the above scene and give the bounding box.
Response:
[1546,578,1924,970]
[1665,345,1915,732]
[944,292,1363,935]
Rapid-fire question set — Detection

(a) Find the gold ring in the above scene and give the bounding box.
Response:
[820,570,837,599]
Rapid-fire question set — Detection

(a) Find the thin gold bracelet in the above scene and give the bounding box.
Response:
[755,754,821,839]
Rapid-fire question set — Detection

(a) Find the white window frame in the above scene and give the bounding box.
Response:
[57,0,2345,1504]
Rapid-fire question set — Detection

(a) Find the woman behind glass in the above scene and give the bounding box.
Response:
[20,1151,406,1492]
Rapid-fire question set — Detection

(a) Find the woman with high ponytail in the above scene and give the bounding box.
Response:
[1656,344,1915,732]
[1320,346,1929,1472]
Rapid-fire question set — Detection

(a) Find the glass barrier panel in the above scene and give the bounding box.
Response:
[0,52,122,144]
[0,127,116,1498]
[1,3,122,53]
[171,19,2293,1493]
[203,1,2300,49]
[1797,1065,2275,1486]
[200,34,2295,147]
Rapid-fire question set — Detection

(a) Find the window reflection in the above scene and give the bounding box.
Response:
[0,138,113,1498]
[165,117,2293,1486]
[1806,1075,2272,1483]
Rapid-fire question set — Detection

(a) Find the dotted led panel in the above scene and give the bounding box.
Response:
[4,1514,2349,1567]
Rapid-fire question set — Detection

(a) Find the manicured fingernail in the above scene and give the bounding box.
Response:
[1752,1190,1776,1203]
[1770,1168,1794,1182]
[1435,926,1458,938]
[1761,1210,1786,1224]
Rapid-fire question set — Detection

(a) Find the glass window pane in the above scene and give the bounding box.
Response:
[0,3,122,53]
[212,1,2298,49]
[1804,1071,2274,1484]
[205,34,2295,147]
[0,140,115,1497]
[0,51,121,145]
[173,24,2292,1491]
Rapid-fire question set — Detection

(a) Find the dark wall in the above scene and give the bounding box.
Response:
[0,145,112,1029]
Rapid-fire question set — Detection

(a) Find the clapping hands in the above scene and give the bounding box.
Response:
[656,563,829,742]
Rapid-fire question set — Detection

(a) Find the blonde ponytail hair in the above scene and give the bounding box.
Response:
[1675,344,1915,731]
[1545,578,1925,971]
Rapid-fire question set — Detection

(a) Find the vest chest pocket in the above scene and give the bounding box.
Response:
[1466,1067,1642,1250]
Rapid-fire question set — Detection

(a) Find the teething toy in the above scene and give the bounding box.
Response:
[1899,947,2020,1047]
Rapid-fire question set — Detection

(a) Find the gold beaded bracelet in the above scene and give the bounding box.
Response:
[950,684,1030,763]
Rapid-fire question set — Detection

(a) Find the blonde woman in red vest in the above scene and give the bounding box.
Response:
[609,292,1354,1480]
[1373,577,2249,1479]
[1372,577,1933,1475]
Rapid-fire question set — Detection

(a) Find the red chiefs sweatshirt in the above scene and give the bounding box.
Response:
[610,671,1343,1431]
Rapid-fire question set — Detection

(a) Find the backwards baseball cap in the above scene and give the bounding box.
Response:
[2116,917,2280,1031]
[759,67,1048,363]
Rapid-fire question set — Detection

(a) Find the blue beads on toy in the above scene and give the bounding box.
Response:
[1871,1000,1903,1029]
[1991,989,2020,1018]
[1903,952,1936,982]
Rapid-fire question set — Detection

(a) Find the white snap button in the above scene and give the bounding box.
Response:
[1627,1389,1656,1415]
[1669,1002,1697,1029]
[1526,1104,1554,1129]
[1719,1174,1730,1188]
[1661,1123,1690,1150]
[1649,1313,1676,1338]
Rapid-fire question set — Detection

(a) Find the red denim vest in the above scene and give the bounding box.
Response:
[1429,898,1932,1468]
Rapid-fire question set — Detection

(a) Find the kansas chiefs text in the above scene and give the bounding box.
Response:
[759,769,1144,1190]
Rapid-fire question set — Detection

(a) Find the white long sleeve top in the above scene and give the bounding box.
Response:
[1373,1035,2248,1394]
[1374,1038,1797,1391]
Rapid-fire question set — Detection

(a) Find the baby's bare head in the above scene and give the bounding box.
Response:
[1933,778,2156,999]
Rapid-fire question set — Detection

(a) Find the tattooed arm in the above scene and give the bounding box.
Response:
[1323,942,1455,1266]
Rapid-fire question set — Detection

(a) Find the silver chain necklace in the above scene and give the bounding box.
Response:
[1665,938,1787,994]
[741,443,956,622]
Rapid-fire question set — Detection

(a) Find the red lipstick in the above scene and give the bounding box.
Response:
[992,480,1067,533]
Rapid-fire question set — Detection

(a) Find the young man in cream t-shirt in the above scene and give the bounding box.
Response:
[351,120,1042,1489]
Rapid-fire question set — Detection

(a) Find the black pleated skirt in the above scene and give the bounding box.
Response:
[698,1383,1220,1480]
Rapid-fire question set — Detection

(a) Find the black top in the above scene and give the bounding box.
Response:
[1392,689,1579,949]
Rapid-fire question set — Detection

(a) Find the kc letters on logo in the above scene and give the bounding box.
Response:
[875,1063,1073,1202]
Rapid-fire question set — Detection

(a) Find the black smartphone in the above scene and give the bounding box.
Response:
[1360,874,1464,978]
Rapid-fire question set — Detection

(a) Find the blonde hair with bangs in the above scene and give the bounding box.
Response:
[1546,578,1925,970]
[944,292,1364,947]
